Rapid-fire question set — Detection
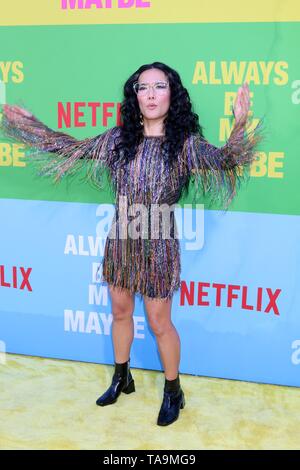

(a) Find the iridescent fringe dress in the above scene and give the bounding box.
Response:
[0,104,265,300]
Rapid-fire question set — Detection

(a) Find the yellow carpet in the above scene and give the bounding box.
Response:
[0,353,300,450]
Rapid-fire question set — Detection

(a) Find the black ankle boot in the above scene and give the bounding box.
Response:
[157,374,185,426]
[96,358,135,407]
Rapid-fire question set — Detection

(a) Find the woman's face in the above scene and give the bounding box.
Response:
[135,68,171,122]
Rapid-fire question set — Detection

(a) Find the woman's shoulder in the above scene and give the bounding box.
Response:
[93,125,122,139]
[184,131,205,142]
[106,125,122,137]
[92,126,122,150]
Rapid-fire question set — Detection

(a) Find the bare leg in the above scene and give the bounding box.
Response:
[109,285,135,363]
[143,295,180,380]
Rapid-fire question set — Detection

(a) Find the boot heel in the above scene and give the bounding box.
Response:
[180,393,185,409]
[122,379,135,394]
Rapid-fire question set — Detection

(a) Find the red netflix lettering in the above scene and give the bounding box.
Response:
[180,280,281,316]
[0,265,32,291]
[57,101,122,128]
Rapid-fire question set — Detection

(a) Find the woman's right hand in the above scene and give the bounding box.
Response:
[3,104,33,120]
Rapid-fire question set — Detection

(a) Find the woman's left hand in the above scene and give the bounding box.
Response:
[233,82,250,124]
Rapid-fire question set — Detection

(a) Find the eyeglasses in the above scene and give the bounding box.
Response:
[133,81,169,96]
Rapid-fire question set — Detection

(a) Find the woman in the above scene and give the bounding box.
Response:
[0,62,264,427]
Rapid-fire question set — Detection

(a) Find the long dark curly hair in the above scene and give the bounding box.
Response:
[112,61,205,199]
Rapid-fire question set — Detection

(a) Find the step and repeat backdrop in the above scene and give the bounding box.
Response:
[0,0,300,387]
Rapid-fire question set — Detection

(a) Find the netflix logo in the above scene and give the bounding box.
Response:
[57,102,122,128]
[180,281,281,315]
[0,265,32,291]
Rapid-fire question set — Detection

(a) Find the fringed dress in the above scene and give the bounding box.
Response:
[0,104,265,300]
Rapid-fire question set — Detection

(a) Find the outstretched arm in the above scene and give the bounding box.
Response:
[0,104,121,189]
[185,83,265,210]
